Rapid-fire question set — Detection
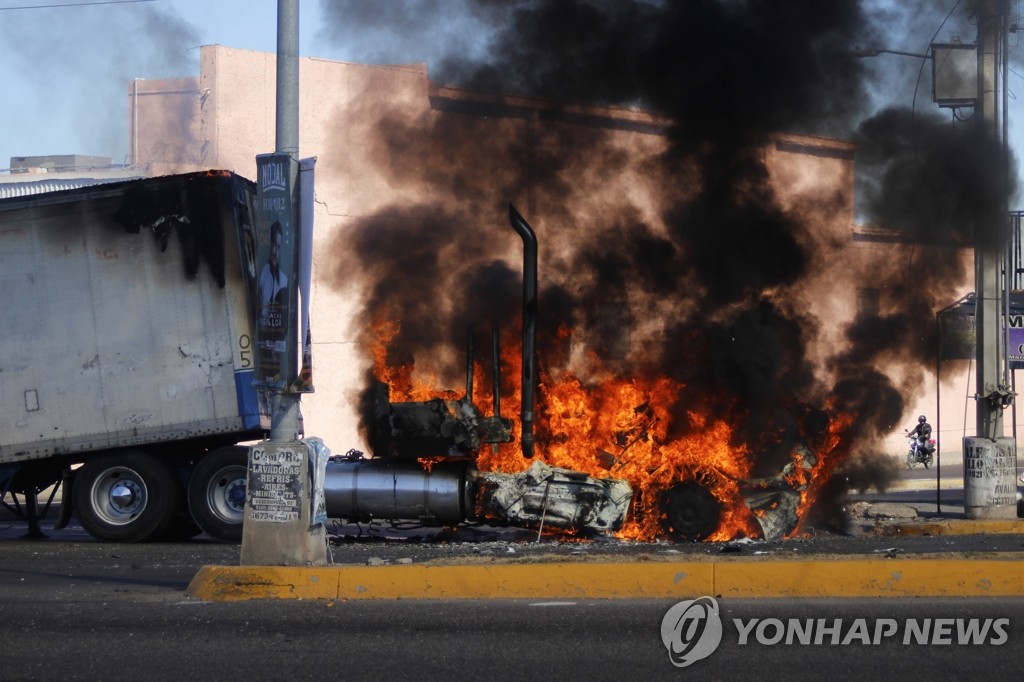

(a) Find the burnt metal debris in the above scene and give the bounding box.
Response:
[477,460,632,535]
[654,451,815,542]
[741,448,816,541]
[321,455,632,537]
[368,380,513,459]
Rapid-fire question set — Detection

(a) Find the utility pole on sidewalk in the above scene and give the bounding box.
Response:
[240,0,328,564]
[963,0,1018,519]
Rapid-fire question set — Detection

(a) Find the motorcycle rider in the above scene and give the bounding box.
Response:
[909,415,932,440]
[908,415,933,460]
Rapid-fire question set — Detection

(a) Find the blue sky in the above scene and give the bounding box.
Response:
[1,0,1021,208]
[0,0,506,168]
[0,0,310,166]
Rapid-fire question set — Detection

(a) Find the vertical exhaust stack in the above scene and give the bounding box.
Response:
[509,205,537,459]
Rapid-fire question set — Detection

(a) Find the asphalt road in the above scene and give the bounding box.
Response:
[1,586,1021,681]
[1,468,1023,680]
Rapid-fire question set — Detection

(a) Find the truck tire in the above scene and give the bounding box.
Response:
[187,446,248,543]
[72,451,179,543]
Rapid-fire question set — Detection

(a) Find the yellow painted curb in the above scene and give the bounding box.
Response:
[186,558,1024,601]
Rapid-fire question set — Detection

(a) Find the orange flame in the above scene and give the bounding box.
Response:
[790,407,855,537]
[368,316,850,542]
[369,318,458,402]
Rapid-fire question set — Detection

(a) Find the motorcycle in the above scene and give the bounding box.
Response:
[905,430,935,469]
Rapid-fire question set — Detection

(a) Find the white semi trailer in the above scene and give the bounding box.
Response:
[0,171,265,542]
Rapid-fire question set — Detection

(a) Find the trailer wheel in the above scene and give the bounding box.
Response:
[187,446,248,543]
[72,451,179,543]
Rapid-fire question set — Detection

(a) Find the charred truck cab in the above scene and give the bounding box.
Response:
[321,205,632,537]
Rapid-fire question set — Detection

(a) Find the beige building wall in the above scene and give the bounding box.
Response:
[128,76,204,174]
[132,44,989,466]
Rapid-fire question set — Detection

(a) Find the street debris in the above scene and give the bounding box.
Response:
[476,460,632,535]
[740,447,817,541]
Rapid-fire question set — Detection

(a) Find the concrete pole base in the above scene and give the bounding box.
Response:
[240,439,328,566]
[963,436,1018,520]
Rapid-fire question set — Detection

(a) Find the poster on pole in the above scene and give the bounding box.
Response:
[254,153,298,389]
[937,293,1024,368]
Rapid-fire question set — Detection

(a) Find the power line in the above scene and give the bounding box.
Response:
[0,0,155,10]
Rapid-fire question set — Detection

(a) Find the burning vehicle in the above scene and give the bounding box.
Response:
[313,0,987,545]
[331,206,840,543]
[322,206,634,538]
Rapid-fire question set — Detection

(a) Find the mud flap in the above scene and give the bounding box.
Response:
[53,469,75,530]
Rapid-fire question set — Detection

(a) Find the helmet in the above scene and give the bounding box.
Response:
[918,415,927,423]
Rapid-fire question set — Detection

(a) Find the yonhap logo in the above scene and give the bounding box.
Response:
[660,596,724,667]
[659,598,1010,668]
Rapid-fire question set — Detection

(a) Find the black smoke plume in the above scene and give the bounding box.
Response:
[326,1,1012,501]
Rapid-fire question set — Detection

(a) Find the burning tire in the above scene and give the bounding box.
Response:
[658,480,722,541]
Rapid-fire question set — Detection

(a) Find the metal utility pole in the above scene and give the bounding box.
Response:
[974,0,1005,439]
[270,0,301,442]
[276,0,299,160]
[241,0,328,565]
[963,0,1018,519]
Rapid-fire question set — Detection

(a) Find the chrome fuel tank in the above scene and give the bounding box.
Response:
[323,458,475,524]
